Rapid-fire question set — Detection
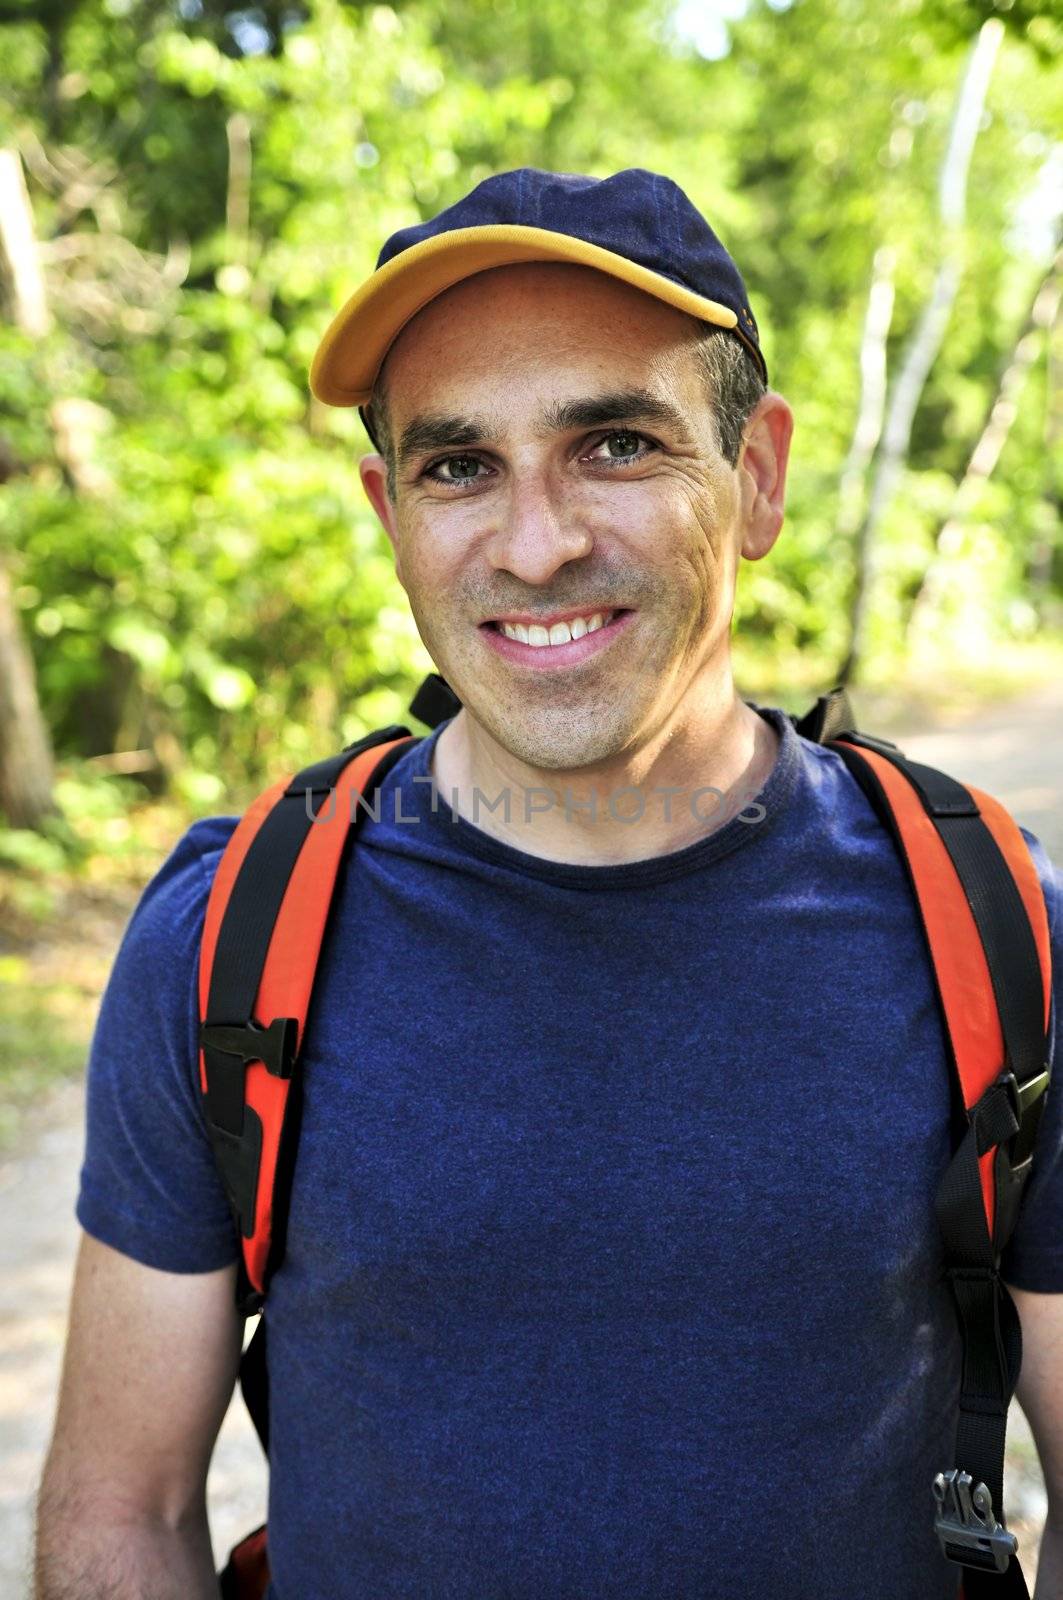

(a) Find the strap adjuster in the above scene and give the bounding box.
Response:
[200,1017,299,1079]
[932,1468,1017,1573]
[996,1065,1051,1169]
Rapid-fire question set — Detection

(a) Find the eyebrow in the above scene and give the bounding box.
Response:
[542,389,690,436]
[396,415,490,472]
[395,388,691,473]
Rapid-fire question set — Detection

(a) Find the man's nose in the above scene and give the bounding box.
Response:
[484,466,594,584]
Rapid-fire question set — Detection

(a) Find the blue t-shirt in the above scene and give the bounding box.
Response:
[77,703,1063,1600]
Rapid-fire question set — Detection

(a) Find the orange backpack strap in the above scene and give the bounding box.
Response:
[197,723,419,1597]
[197,724,418,1314]
[796,688,1052,1600]
[218,1521,268,1599]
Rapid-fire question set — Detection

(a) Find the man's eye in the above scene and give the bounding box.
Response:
[587,430,655,464]
[422,454,486,485]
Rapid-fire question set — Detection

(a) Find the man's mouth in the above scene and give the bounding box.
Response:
[484,608,625,647]
[478,607,635,666]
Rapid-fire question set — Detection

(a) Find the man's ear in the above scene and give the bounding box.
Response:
[737,392,793,561]
[360,453,395,537]
[359,454,404,584]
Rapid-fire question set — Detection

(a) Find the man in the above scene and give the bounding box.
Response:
[35,168,1063,1599]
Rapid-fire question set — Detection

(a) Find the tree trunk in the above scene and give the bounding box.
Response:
[905,240,1062,645]
[225,112,252,266]
[834,245,897,545]
[1028,246,1063,623]
[0,148,53,336]
[836,19,1004,685]
[0,566,57,828]
[0,146,59,829]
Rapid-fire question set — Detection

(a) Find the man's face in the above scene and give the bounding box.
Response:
[360,262,790,772]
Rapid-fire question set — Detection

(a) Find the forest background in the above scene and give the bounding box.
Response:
[0,0,1061,1120]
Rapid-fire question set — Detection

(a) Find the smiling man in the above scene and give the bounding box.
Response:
[35,168,1063,1600]
[353,254,789,863]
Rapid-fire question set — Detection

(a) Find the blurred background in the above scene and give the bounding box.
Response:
[0,1,1061,1586]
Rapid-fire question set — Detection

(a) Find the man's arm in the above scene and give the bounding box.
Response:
[34,1231,243,1599]
[1003,1281,1063,1600]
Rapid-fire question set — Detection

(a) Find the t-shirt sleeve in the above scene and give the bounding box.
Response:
[998,826,1063,1293]
[76,815,243,1273]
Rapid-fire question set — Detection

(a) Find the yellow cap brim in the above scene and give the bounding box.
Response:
[308,224,743,407]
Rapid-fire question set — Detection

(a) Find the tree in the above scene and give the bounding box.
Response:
[906,238,1063,650]
[0,0,1060,812]
[836,19,1004,685]
[0,146,57,827]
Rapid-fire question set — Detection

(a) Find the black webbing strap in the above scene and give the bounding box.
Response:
[838,733,1046,1091]
[822,731,1049,1598]
[790,684,860,746]
[200,725,414,1304]
[241,1315,269,1455]
[203,726,420,1466]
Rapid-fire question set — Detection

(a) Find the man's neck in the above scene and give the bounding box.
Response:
[429,695,780,867]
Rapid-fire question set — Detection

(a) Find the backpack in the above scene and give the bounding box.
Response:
[198,677,1053,1600]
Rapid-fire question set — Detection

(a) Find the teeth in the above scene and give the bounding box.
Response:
[500,611,614,646]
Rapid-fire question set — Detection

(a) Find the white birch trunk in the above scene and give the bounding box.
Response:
[906,242,1062,647]
[838,19,1005,683]
[0,147,58,827]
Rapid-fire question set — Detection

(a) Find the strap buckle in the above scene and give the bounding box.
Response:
[996,1065,1051,1171]
[932,1468,1017,1573]
[200,1016,299,1079]
[408,673,462,730]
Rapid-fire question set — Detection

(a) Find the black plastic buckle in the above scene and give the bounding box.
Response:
[932,1468,1017,1573]
[997,1065,1051,1170]
[200,1016,299,1079]
[409,673,462,730]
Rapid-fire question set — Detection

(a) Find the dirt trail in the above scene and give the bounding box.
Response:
[1,680,1060,1597]
[0,1076,269,1594]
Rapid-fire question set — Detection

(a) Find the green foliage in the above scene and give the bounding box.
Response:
[1,0,1061,824]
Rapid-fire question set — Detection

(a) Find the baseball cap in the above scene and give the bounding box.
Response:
[308,167,768,440]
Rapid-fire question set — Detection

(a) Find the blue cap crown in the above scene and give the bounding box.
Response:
[377,167,765,381]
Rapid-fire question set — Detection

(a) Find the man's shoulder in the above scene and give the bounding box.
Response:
[119,814,242,969]
[163,813,242,881]
[152,811,241,898]
[788,718,1062,935]
[1017,824,1063,948]
[79,813,247,1274]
